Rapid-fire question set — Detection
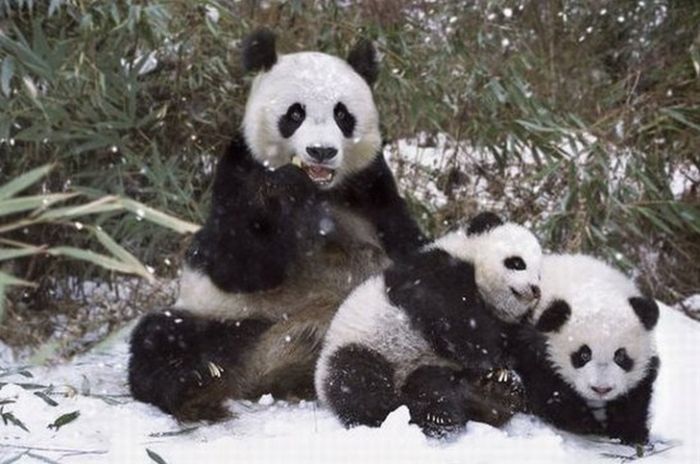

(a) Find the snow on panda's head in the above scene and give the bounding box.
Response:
[240,29,381,189]
[533,254,659,403]
[432,212,543,323]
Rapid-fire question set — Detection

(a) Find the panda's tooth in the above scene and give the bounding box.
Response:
[292,155,302,167]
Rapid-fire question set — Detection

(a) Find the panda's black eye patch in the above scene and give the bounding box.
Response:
[614,348,634,372]
[334,102,356,137]
[504,256,526,271]
[571,344,592,369]
[278,103,305,138]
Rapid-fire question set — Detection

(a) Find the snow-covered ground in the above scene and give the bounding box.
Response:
[0,304,698,463]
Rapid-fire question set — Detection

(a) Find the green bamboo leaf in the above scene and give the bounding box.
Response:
[1,410,29,432]
[635,207,674,235]
[118,198,200,234]
[0,34,52,80]
[146,449,168,464]
[516,119,557,133]
[0,247,43,262]
[90,226,154,283]
[47,410,79,430]
[0,57,14,97]
[0,193,76,217]
[34,196,123,221]
[46,247,150,279]
[660,107,700,132]
[0,271,35,287]
[34,391,58,407]
[0,164,53,201]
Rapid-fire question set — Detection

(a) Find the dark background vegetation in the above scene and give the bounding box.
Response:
[0,0,698,353]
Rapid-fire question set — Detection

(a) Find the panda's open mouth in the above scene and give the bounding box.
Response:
[293,156,336,185]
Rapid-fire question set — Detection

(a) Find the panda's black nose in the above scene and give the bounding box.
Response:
[531,285,541,299]
[306,146,338,163]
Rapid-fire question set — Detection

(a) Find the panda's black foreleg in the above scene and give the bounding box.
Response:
[605,356,659,445]
[128,308,271,422]
[401,365,470,438]
[322,344,399,428]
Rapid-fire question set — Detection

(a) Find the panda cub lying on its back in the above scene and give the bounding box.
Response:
[315,212,543,437]
[512,254,660,445]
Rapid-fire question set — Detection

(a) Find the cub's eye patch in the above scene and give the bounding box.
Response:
[278,103,306,138]
[571,344,592,369]
[614,347,634,372]
[504,256,526,271]
[334,102,356,137]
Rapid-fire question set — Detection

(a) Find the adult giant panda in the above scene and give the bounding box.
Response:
[315,213,543,437]
[511,254,660,445]
[128,30,426,421]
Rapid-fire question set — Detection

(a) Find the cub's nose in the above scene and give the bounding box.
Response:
[306,146,338,163]
[531,285,541,300]
[590,385,613,396]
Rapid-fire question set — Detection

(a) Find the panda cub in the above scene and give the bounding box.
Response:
[315,212,543,437]
[128,30,426,421]
[512,254,660,445]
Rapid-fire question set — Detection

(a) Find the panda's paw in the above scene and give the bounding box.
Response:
[483,368,524,394]
[416,408,466,439]
[463,368,526,425]
[167,361,233,422]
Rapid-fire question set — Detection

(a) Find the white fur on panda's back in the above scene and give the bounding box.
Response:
[315,275,444,405]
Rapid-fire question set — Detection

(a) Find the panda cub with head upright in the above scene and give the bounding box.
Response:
[315,212,543,437]
[128,30,426,421]
[512,254,660,445]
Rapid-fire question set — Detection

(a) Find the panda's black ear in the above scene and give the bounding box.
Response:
[242,28,277,73]
[466,212,503,236]
[347,39,379,86]
[629,297,659,331]
[536,300,571,333]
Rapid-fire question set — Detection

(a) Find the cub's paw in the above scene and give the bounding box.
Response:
[463,368,526,426]
[412,404,466,439]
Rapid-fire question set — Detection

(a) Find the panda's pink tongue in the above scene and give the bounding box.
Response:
[305,164,333,182]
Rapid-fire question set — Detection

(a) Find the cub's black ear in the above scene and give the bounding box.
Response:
[536,300,571,333]
[629,297,659,331]
[347,39,379,86]
[242,28,277,73]
[466,212,503,236]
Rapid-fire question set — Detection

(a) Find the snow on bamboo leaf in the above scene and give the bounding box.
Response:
[47,411,80,430]
[146,448,169,464]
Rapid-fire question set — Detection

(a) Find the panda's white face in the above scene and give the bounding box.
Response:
[535,254,658,403]
[472,224,543,323]
[546,299,654,403]
[431,222,543,323]
[242,52,381,189]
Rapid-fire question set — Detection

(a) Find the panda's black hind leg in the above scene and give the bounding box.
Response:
[401,365,471,439]
[128,308,270,421]
[322,344,399,428]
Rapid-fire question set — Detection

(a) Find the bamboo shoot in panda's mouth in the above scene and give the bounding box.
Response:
[292,155,335,185]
